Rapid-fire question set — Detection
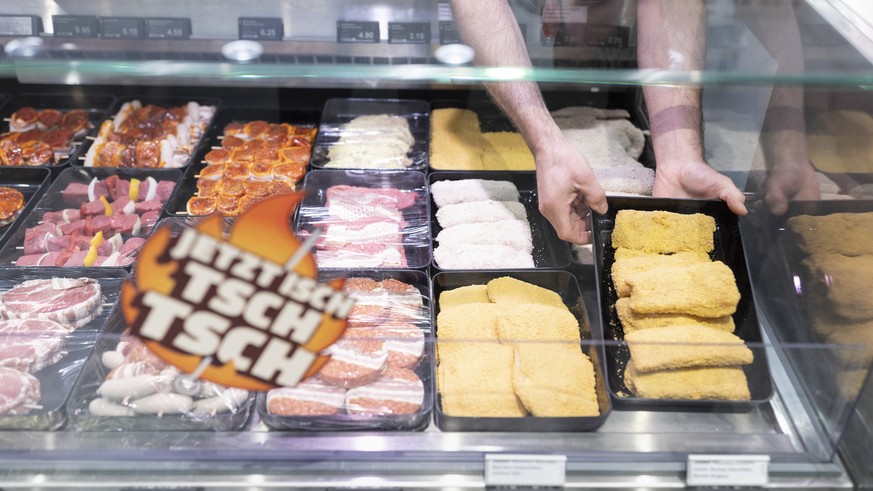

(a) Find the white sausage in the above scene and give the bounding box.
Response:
[191,389,249,416]
[97,374,165,402]
[89,397,135,417]
[101,351,125,370]
[129,393,193,415]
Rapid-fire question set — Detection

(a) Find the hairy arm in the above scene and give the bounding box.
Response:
[451,0,606,243]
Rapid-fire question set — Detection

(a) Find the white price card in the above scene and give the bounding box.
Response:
[687,454,770,487]
[485,454,566,487]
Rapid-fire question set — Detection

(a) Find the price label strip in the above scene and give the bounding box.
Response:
[388,22,430,45]
[239,17,283,41]
[337,21,379,44]
[99,17,144,39]
[438,21,460,45]
[0,15,42,36]
[144,17,191,40]
[687,455,770,487]
[484,454,566,487]
[53,15,98,38]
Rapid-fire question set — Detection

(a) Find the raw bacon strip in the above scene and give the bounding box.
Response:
[0,278,102,329]
[0,319,68,373]
[0,367,40,415]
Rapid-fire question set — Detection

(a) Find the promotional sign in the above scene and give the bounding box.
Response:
[120,193,353,391]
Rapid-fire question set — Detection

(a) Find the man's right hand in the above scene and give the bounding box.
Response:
[535,140,608,245]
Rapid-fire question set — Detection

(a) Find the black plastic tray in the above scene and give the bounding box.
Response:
[165,107,320,216]
[296,169,431,269]
[66,307,255,431]
[0,93,116,173]
[431,270,611,432]
[591,197,773,411]
[0,167,182,269]
[428,172,572,270]
[0,268,125,430]
[311,98,429,171]
[258,269,434,431]
[75,95,221,170]
[0,167,50,250]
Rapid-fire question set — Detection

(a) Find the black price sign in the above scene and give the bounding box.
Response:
[53,15,98,38]
[388,22,430,44]
[438,21,460,45]
[239,17,283,41]
[336,21,379,44]
[0,15,42,36]
[99,17,144,39]
[144,17,191,40]
[585,25,629,48]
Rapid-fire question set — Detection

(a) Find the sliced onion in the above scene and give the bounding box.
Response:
[187,101,200,120]
[113,102,130,130]
[83,142,99,167]
[109,233,124,253]
[144,177,158,201]
[122,200,136,215]
[87,177,98,202]
[98,120,113,139]
[131,216,142,237]
[176,123,190,147]
[160,140,174,168]
[102,251,121,267]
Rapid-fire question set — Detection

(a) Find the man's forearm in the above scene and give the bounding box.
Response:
[450,0,563,154]
[637,0,707,162]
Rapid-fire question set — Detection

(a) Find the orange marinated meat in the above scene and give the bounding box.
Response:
[37,109,63,128]
[204,148,230,165]
[250,161,273,179]
[197,177,220,197]
[134,140,161,168]
[243,120,269,138]
[216,195,241,216]
[59,109,90,133]
[0,186,25,222]
[280,146,311,165]
[221,135,245,150]
[224,162,251,181]
[243,180,272,197]
[21,141,53,166]
[11,107,39,127]
[273,163,306,182]
[219,179,246,197]
[198,164,226,180]
[186,196,216,216]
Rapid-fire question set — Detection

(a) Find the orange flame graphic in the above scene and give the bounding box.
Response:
[120,193,349,390]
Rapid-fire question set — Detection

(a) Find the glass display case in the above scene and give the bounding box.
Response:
[0,0,872,489]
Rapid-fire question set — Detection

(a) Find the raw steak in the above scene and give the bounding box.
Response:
[0,367,40,415]
[0,319,68,373]
[0,278,102,328]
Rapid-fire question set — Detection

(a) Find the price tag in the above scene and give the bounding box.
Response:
[99,17,144,39]
[238,17,283,41]
[53,15,98,38]
[388,22,430,45]
[586,25,630,48]
[337,21,379,43]
[687,455,770,487]
[144,17,191,40]
[438,21,460,45]
[0,15,42,36]
[484,454,566,487]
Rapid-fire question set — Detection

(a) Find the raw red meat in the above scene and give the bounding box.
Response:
[42,209,80,224]
[134,199,163,214]
[156,180,176,201]
[0,319,68,373]
[0,278,103,328]
[79,200,107,217]
[110,214,140,234]
[58,219,86,236]
[0,367,40,415]
[121,237,146,257]
[61,182,90,203]
[14,252,61,267]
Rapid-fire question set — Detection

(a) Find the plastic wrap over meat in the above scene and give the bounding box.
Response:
[261,271,433,431]
[0,269,123,430]
[311,98,430,171]
[296,170,431,269]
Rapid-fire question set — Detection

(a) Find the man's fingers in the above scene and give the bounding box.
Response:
[764,184,789,216]
[720,184,748,216]
[580,180,608,215]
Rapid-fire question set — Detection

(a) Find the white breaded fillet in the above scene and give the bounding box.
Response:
[435,200,527,228]
[431,179,521,208]
[435,219,533,253]
[434,243,535,269]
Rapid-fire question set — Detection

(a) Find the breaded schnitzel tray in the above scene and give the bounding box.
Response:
[592,196,773,411]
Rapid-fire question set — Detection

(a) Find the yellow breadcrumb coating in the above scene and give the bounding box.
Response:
[624,360,751,400]
[627,261,740,318]
[616,297,735,333]
[438,344,526,417]
[512,345,599,416]
[439,285,490,310]
[611,251,710,297]
[788,212,873,257]
[802,253,873,320]
[496,304,581,345]
[625,325,753,372]
[613,210,715,254]
[486,276,566,309]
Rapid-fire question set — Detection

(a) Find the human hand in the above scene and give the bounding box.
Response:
[653,160,748,215]
[764,161,820,215]
[535,140,607,244]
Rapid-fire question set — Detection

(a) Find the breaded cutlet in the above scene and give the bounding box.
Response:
[612,210,716,254]
[625,325,753,372]
[438,344,526,417]
[486,277,566,309]
[439,285,490,310]
[612,251,711,297]
[496,304,581,345]
[624,360,751,400]
[802,253,873,320]
[615,297,735,333]
[614,248,650,260]
[436,303,500,360]
[627,261,740,318]
[512,344,599,417]
[788,212,873,257]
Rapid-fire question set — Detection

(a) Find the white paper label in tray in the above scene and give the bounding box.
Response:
[687,454,769,487]
[485,454,566,487]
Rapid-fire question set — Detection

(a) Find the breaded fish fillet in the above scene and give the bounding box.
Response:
[487,277,566,309]
[627,261,740,318]
[436,303,500,360]
[616,297,735,333]
[615,247,655,260]
[612,251,711,297]
[612,210,716,254]
[512,344,599,417]
[436,200,527,228]
[439,285,490,310]
[436,219,533,253]
[438,344,526,417]
[431,179,521,208]
[788,212,873,257]
[625,325,753,372]
[802,253,873,320]
[624,360,751,400]
[496,304,581,345]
